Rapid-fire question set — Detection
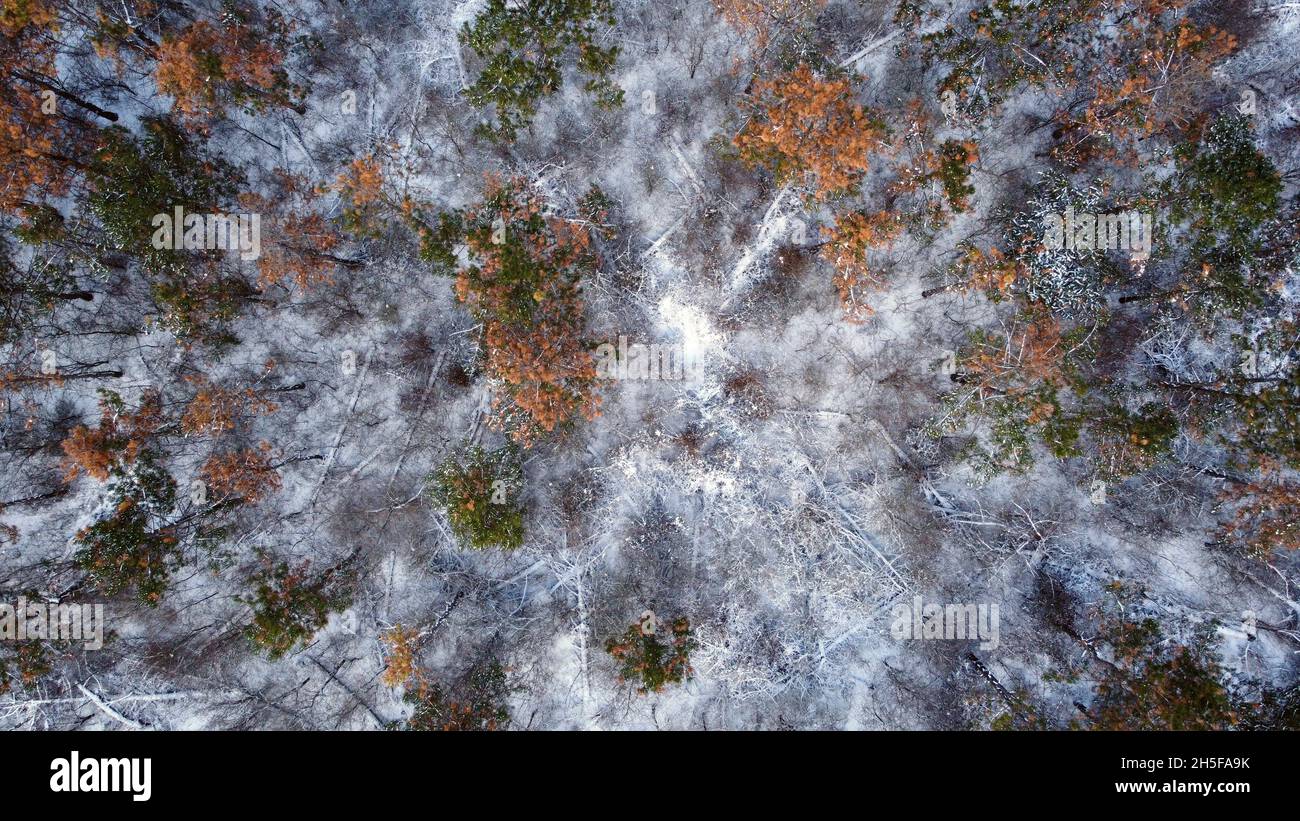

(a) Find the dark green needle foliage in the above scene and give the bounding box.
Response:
[243,554,354,660]
[605,616,695,695]
[461,0,622,141]
[430,445,525,550]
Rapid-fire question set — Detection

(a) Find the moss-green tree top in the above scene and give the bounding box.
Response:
[400,663,511,731]
[1081,617,1237,730]
[430,445,525,550]
[73,449,179,607]
[605,616,695,695]
[63,389,181,607]
[461,0,622,141]
[87,116,250,343]
[1172,114,1282,258]
[243,555,353,660]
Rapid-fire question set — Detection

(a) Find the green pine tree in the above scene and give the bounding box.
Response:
[605,616,695,695]
[460,0,623,141]
[430,445,525,550]
[399,663,511,731]
[243,555,354,660]
[87,116,251,343]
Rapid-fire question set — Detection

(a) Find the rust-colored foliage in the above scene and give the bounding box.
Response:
[180,377,277,437]
[378,624,438,696]
[1218,461,1300,557]
[962,314,1065,408]
[155,16,297,129]
[1059,1,1236,164]
[734,64,884,200]
[0,0,80,212]
[381,625,423,689]
[817,101,980,318]
[819,209,901,321]
[61,390,164,482]
[335,155,384,208]
[200,443,282,504]
[449,176,600,447]
[921,0,1235,165]
[380,626,510,731]
[333,153,388,234]
[242,171,343,290]
[712,0,826,48]
[955,245,1022,296]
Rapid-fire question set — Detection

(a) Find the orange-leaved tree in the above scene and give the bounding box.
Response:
[945,245,1023,298]
[914,0,1235,164]
[241,170,358,291]
[333,153,388,236]
[819,209,901,321]
[0,0,115,213]
[180,376,278,438]
[200,443,282,505]
[734,64,885,201]
[1055,0,1236,165]
[420,176,600,447]
[155,12,302,129]
[712,0,826,49]
[1217,460,1300,558]
[924,311,1069,478]
[61,389,181,606]
[380,625,511,731]
[62,388,165,482]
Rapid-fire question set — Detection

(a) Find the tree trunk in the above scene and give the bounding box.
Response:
[12,72,119,122]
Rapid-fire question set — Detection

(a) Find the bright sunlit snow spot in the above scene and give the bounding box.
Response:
[655,291,725,379]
